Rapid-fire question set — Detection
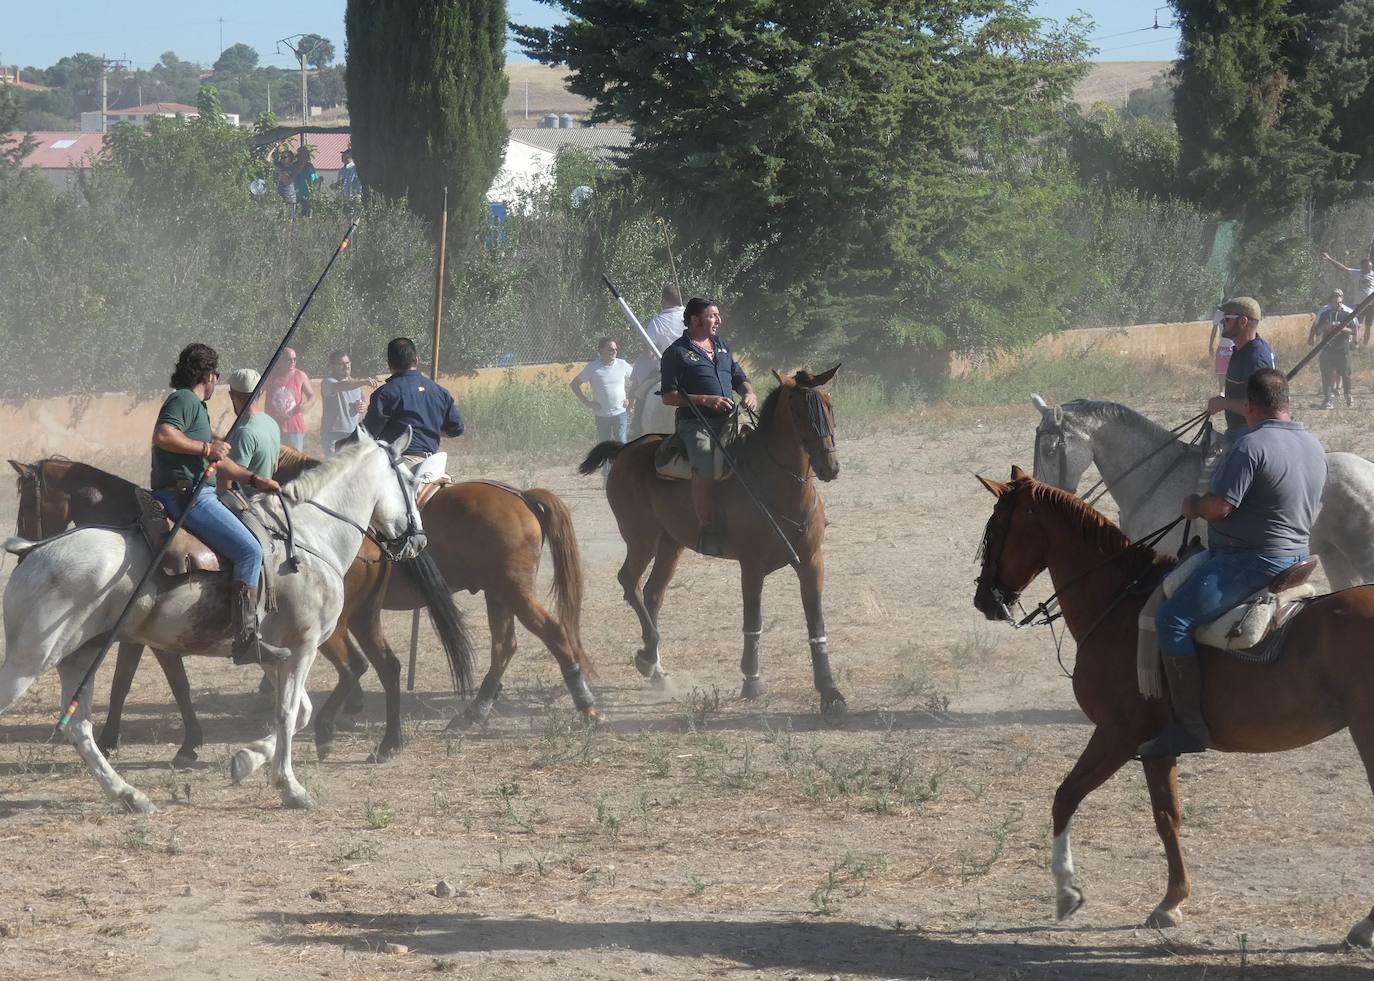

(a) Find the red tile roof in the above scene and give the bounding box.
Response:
[10,132,106,170]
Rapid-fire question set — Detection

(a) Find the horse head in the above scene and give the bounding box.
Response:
[1029,395,1094,492]
[770,365,841,481]
[973,465,1046,622]
[9,459,73,540]
[368,427,429,562]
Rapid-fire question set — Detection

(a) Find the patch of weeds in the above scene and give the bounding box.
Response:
[534,708,599,767]
[810,854,887,915]
[594,796,622,838]
[633,791,656,836]
[331,842,380,864]
[363,799,395,830]
[949,624,997,663]
[957,807,1023,883]
[684,686,722,733]
[764,718,801,772]
[640,732,671,778]
[496,781,534,834]
[686,873,709,897]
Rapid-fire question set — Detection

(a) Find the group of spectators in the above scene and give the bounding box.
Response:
[270,145,361,217]
[260,347,385,456]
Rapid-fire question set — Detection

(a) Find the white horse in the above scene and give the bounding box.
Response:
[1030,395,1374,588]
[0,429,427,813]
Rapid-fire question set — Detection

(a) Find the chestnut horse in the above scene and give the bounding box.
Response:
[973,466,1374,946]
[578,367,845,716]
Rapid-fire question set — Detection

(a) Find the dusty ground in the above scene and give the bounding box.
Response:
[3,385,1374,980]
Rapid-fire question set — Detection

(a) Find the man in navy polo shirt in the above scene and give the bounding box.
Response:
[1206,296,1276,446]
[363,337,465,468]
[660,298,758,556]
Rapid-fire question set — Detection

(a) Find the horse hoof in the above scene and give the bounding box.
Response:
[584,707,605,725]
[96,737,119,757]
[820,693,848,719]
[1347,918,1374,948]
[229,750,257,786]
[315,740,334,763]
[1056,886,1084,921]
[740,676,766,700]
[634,650,660,679]
[118,789,156,815]
[367,744,399,765]
[283,790,316,810]
[1145,905,1182,929]
[171,749,198,770]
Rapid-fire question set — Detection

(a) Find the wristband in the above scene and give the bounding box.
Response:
[201,441,209,459]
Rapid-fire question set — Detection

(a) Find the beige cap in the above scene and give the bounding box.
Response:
[226,368,260,394]
[1219,296,1262,320]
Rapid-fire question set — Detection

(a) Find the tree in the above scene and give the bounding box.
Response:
[298,34,335,69]
[213,43,259,76]
[345,0,508,253]
[515,1,1091,381]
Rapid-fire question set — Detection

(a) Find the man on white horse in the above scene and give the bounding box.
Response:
[151,344,282,665]
[1141,370,1326,758]
[363,336,465,479]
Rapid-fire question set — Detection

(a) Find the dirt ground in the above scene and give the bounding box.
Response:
[4,387,1374,980]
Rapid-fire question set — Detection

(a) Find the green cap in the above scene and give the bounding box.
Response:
[1219,296,1262,320]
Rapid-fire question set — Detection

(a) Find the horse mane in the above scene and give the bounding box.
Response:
[274,446,322,483]
[1060,399,1177,444]
[756,384,785,430]
[1010,479,1177,572]
[280,438,369,503]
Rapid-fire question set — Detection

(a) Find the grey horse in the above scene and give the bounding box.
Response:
[1030,395,1374,589]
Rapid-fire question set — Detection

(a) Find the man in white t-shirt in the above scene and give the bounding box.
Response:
[319,349,383,456]
[571,337,635,444]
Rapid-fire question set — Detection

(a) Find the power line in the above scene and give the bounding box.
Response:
[1098,35,1180,54]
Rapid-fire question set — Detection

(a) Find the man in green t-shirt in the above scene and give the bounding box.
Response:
[151,344,282,664]
[218,368,282,495]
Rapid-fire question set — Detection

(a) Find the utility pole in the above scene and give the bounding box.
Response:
[277,34,324,147]
[100,55,130,133]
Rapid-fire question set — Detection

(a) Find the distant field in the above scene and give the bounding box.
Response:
[505,63,594,127]
[1073,60,1172,108]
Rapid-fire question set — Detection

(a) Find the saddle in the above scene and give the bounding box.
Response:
[136,489,222,576]
[653,419,744,482]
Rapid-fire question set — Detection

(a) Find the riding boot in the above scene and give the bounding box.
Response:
[231,583,262,666]
[1138,655,1211,758]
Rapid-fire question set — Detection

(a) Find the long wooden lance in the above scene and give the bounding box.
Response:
[1287,289,1374,382]
[601,275,802,568]
[55,220,360,734]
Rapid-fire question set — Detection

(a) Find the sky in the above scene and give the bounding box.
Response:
[1,1,1179,72]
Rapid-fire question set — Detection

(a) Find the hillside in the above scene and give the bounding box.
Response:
[1073,60,1173,108]
[505,63,593,127]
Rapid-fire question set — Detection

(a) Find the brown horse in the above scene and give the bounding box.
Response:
[8,455,474,766]
[973,466,1374,945]
[578,367,845,716]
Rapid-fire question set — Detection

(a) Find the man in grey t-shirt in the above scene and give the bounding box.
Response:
[319,349,382,457]
[1141,369,1327,759]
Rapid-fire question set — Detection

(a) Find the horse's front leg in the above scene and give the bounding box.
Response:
[95,641,144,756]
[153,649,203,768]
[269,647,318,809]
[797,553,845,717]
[739,563,766,700]
[1050,726,1136,921]
[59,645,154,815]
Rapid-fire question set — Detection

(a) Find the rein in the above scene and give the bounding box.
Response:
[1078,412,1211,508]
[739,388,832,536]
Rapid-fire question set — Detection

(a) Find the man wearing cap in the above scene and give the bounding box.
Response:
[1206,297,1276,446]
[1140,369,1326,758]
[1309,288,1356,409]
[363,336,465,471]
[218,369,282,496]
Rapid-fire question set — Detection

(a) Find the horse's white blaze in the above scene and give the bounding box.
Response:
[0,432,423,810]
[1052,825,1075,890]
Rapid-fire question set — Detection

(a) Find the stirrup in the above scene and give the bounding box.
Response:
[1137,720,1209,760]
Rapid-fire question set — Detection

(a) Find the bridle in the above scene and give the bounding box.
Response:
[754,387,837,483]
[1032,420,1070,488]
[303,439,424,562]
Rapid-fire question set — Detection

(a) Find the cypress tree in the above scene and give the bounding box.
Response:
[345,0,508,249]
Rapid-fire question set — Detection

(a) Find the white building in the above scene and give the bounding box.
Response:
[79,102,240,133]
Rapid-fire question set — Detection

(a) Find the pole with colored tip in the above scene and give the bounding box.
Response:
[600,275,801,569]
[55,220,359,735]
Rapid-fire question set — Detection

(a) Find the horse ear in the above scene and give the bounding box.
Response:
[1010,465,1031,482]
[392,425,413,457]
[1030,394,1050,415]
[806,364,841,387]
[8,460,32,477]
[771,369,792,387]
[977,474,1010,497]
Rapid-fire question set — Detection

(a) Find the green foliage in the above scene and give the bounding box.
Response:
[345,0,509,253]
[1066,105,1180,200]
[213,44,259,76]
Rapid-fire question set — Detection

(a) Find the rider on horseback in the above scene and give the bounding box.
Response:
[659,298,758,556]
[362,337,464,477]
[151,344,282,665]
[1141,369,1327,758]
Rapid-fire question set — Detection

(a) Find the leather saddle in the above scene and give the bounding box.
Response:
[136,489,223,577]
[653,422,745,482]
[1162,553,1320,652]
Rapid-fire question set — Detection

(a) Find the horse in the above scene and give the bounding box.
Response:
[973,465,1374,945]
[8,453,474,767]
[1029,396,1374,588]
[0,430,438,812]
[578,367,845,716]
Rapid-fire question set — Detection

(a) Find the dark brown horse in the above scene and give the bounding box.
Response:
[577,367,845,716]
[973,466,1374,945]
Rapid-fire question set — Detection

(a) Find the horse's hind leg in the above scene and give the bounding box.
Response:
[1050,726,1136,921]
[313,629,355,762]
[57,645,154,815]
[456,594,518,729]
[636,536,684,687]
[1142,757,1192,927]
[508,588,599,719]
[1342,716,1374,946]
[95,642,142,756]
[342,635,369,719]
[617,533,665,683]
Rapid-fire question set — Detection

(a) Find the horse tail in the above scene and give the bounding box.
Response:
[520,488,593,676]
[578,441,624,476]
[397,551,475,695]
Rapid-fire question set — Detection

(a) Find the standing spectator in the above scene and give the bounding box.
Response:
[274,148,297,213]
[217,369,281,495]
[292,145,320,218]
[642,285,685,354]
[1322,252,1374,343]
[1207,308,1233,396]
[320,350,382,456]
[571,337,635,445]
[265,347,316,452]
[1310,288,1356,409]
[335,147,361,200]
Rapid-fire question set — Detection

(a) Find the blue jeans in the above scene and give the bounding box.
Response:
[1156,550,1302,658]
[154,484,263,588]
[596,412,628,443]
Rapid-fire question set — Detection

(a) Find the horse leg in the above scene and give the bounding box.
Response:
[1142,757,1191,928]
[1342,715,1374,946]
[456,594,518,729]
[342,634,369,719]
[267,649,318,809]
[617,533,664,683]
[636,536,684,687]
[155,650,204,768]
[797,554,845,716]
[509,588,600,719]
[313,630,355,762]
[1050,726,1137,921]
[739,563,766,700]
[57,644,154,815]
[96,642,143,756]
[357,617,402,764]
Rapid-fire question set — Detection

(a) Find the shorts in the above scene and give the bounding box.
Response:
[676,416,730,477]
